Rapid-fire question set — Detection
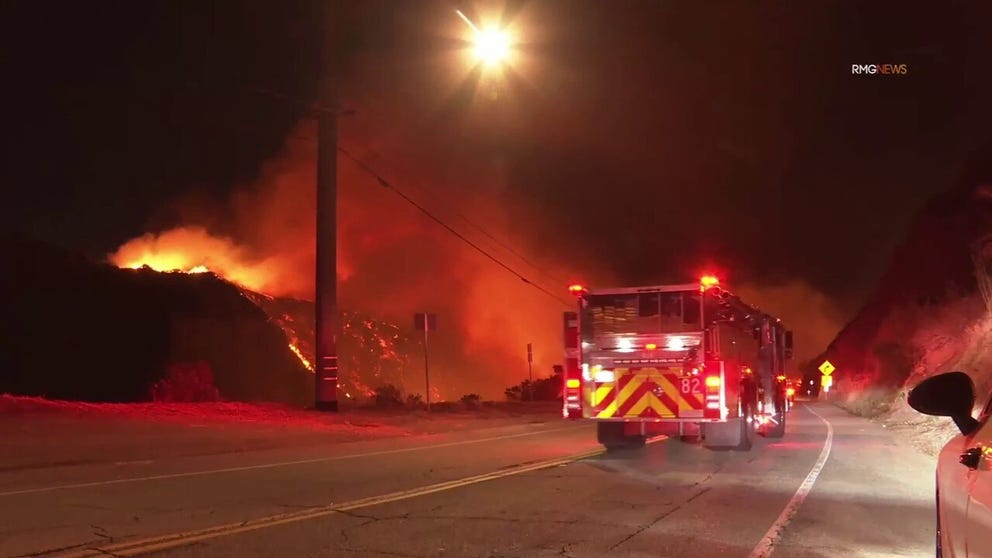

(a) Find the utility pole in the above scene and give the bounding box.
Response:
[315,1,340,411]
[424,323,431,412]
[414,313,436,411]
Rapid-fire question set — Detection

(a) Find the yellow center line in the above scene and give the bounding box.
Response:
[50,446,608,557]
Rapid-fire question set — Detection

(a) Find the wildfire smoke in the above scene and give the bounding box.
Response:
[109,115,582,400]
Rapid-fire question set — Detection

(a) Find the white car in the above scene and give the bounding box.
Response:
[909,371,992,557]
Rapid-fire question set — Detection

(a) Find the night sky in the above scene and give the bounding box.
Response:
[4,0,992,315]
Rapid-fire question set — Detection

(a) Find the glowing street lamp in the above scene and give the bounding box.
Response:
[456,9,514,69]
[473,27,511,66]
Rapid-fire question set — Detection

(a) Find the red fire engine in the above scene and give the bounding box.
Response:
[561,276,792,450]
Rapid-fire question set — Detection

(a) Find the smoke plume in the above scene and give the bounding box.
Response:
[734,280,849,369]
[109,115,584,400]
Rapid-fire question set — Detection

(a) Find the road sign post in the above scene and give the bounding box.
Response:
[414,313,437,411]
[526,343,533,402]
[819,360,835,394]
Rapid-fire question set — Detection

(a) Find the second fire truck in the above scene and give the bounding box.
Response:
[561,276,793,451]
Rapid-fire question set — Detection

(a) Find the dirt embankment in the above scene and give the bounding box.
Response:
[819,159,992,447]
[0,395,564,470]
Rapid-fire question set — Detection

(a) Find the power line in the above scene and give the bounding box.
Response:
[338,146,573,307]
[255,88,569,288]
[345,147,572,290]
[387,169,572,289]
[252,86,570,287]
[245,90,572,304]
[285,131,571,304]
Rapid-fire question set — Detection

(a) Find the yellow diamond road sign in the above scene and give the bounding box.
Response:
[819,360,835,376]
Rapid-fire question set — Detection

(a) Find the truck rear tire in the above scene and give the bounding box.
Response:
[765,406,786,438]
[736,407,753,451]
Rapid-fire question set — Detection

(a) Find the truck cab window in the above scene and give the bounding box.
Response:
[638,293,660,317]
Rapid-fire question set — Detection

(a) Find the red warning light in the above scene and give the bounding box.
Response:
[568,284,586,296]
[645,343,658,351]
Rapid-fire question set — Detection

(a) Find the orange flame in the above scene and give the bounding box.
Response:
[288,343,314,372]
[109,227,309,298]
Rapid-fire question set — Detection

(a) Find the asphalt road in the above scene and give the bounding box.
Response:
[1,402,937,558]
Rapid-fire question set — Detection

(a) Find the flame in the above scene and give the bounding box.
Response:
[109,227,300,297]
[288,343,314,372]
[124,260,210,274]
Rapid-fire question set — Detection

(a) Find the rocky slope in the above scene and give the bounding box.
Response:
[815,158,992,413]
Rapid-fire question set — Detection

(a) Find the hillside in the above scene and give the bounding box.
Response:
[0,234,416,407]
[816,160,992,413]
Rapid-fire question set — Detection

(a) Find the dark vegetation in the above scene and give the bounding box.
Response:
[0,233,312,405]
[504,376,562,401]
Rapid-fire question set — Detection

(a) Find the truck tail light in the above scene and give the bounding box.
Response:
[703,364,725,419]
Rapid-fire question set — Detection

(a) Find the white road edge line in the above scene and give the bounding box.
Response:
[748,404,834,558]
[0,424,586,497]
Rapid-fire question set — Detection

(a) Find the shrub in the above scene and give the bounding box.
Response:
[460,393,481,409]
[406,393,425,410]
[374,384,404,408]
[151,361,220,402]
[504,377,561,401]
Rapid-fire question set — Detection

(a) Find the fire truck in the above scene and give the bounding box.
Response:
[561,276,793,451]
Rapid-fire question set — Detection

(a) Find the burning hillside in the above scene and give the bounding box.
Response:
[0,234,309,405]
[0,232,420,405]
[104,118,588,400]
[239,290,417,400]
[819,162,992,412]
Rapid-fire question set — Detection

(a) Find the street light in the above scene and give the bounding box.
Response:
[473,28,511,66]
[456,9,514,69]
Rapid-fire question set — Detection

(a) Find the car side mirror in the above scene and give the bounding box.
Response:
[907,371,980,435]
